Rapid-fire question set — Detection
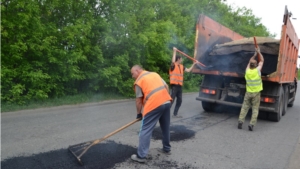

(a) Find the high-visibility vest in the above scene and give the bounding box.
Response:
[134,71,172,116]
[245,68,263,93]
[169,63,184,86]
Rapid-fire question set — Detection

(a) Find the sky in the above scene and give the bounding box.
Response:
[223,0,300,39]
[223,0,300,62]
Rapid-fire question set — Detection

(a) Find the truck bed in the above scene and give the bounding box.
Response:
[202,37,280,75]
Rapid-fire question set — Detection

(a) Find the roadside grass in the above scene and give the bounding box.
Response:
[1,92,129,113]
[1,87,200,113]
[183,86,199,93]
[298,69,300,79]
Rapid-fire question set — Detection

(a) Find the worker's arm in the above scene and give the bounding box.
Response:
[172,47,177,63]
[185,61,197,72]
[256,48,264,71]
[170,47,177,71]
[247,51,258,69]
[134,85,144,116]
[135,97,143,115]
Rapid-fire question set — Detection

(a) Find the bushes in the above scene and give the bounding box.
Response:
[1,0,271,105]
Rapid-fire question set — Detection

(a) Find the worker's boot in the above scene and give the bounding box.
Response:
[157,148,171,155]
[248,125,254,131]
[238,121,243,129]
[131,154,146,163]
[172,115,182,118]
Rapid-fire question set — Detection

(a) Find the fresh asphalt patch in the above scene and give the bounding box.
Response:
[1,141,136,169]
[2,139,198,169]
[152,125,196,141]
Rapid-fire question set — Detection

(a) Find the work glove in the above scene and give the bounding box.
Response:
[136,113,142,119]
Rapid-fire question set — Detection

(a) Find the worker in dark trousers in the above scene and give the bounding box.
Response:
[169,47,197,118]
[130,65,173,163]
[238,47,264,131]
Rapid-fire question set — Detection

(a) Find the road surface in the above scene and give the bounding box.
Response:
[1,89,300,169]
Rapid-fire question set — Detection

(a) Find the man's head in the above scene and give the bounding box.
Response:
[250,60,257,69]
[175,55,182,63]
[131,65,143,79]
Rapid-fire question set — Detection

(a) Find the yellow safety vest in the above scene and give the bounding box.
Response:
[245,68,263,93]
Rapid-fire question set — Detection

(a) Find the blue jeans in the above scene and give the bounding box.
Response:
[137,103,171,158]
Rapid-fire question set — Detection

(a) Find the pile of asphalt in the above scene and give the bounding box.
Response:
[2,125,197,169]
[1,141,136,169]
[198,52,278,75]
[196,37,280,75]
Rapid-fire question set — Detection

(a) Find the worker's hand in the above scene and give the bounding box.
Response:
[136,113,142,119]
[255,47,260,53]
[173,47,177,51]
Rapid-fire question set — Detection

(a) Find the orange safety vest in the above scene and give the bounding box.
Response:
[134,71,172,116]
[169,63,184,86]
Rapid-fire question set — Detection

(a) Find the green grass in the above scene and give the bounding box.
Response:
[1,87,200,113]
[298,69,300,79]
[1,92,129,113]
[183,86,199,93]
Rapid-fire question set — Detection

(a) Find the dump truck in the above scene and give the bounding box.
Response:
[193,6,299,122]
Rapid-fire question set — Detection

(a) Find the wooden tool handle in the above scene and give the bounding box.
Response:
[253,36,261,62]
[92,118,141,145]
[175,49,206,67]
[78,118,141,158]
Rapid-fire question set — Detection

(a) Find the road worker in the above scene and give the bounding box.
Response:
[130,65,172,163]
[169,47,197,118]
[238,47,264,131]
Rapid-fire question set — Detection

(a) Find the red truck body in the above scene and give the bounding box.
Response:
[193,6,299,122]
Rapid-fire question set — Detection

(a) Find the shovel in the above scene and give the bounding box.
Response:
[68,118,141,165]
[175,48,213,70]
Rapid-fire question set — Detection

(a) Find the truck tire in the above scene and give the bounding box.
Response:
[282,85,288,116]
[202,101,214,112]
[269,87,284,122]
[258,111,268,120]
[288,84,296,107]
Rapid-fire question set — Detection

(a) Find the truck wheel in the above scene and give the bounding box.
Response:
[288,85,296,107]
[202,101,214,112]
[269,87,284,122]
[282,85,288,116]
[258,111,268,120]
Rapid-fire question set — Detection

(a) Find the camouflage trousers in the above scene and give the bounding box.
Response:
[238,92,261,126]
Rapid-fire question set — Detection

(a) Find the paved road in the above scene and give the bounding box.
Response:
[1,90,300,169]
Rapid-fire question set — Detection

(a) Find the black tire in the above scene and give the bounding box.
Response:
[213,103,224,113]
[269,86,284,122]
[288,85,296,107]
[282,85,288,116]
[258,111,268,120]
[202,101,215,112]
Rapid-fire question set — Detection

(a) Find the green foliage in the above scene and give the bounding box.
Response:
[1,0,273,106]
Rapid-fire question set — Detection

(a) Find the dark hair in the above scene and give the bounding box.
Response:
[250,63,256,68]
[175,55,181,61]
